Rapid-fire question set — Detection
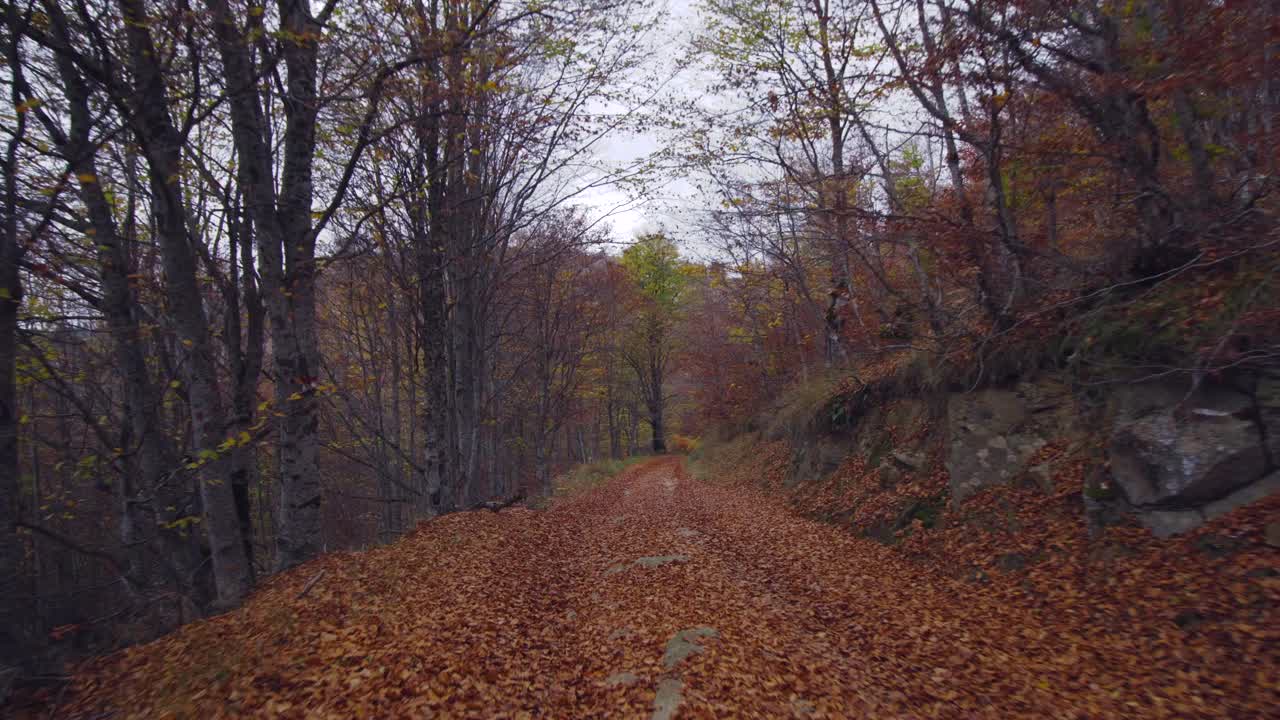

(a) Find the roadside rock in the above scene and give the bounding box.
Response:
[1110,408,1265,507]
[947,381,1075,499]
[1141,509,1205,539]
[890,451,925,471]
[1202,471,1280,519]
[1135,472,1280,537]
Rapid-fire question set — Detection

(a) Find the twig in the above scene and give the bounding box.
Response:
[467,490,527,513]
[296,570,326,600]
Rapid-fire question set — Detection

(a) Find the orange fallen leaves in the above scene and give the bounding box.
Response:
[35,457,1280,719]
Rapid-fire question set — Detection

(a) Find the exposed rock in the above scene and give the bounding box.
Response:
[635,555,689,569]
[1025,461,1056,493]
[651,678,684,720]
[791,698,817,716]
[1140,509,1206,539]
[1134,472,1280,538]
[604,671,640,687]
[791,438,849,487]
[661,626,718,670]
[1105,378,1280,536]
[608,554,690,575]
[890,451,925,471]
[877,463,903,487]
[1265,408,1280,461]
[947,388,1068,502]
[1202,471,1280,520]
[1110,408,1267,507]
[1107,380,1280,517]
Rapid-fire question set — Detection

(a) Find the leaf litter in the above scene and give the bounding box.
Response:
[49,458,1279,718]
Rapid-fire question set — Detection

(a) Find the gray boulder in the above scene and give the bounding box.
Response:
[1137,471,1280,537]
[1108,383,1269,508]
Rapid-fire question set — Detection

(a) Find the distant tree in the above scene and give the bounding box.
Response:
[620,232,684,454]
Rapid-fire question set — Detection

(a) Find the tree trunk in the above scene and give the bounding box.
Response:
[207,0,325,571]
[118,0,252,607]
[607,383,622,460]
[270,0,325,571]
[0,69,27,665]
[226,206,264,578]
[650,411,666,454]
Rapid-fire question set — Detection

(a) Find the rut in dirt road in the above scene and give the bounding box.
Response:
[62,459,1276,718]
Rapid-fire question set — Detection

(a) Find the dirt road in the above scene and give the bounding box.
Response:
[60,458,1276,718]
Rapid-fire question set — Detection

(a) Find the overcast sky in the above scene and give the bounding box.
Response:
[573,0,704,252]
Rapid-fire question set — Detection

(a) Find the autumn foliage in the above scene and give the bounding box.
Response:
[2,0,1279,713]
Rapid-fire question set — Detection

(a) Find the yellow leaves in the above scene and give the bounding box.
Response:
[76,172,97,184]
[161,515,202,530]
[15,97,42,113]
[217,431,254,453]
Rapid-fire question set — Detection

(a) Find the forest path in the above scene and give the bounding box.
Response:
[538,457,1061,719]
[61,457,1268,718]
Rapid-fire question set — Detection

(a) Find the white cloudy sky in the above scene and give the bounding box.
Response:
[567,0,935,259]
[571,0,706,252]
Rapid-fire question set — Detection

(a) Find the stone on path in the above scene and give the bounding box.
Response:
[604,671,640,688]
[607,555,690,575]
[662,626,719,670]
[651,678,684,720]
[636,554,689,569]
